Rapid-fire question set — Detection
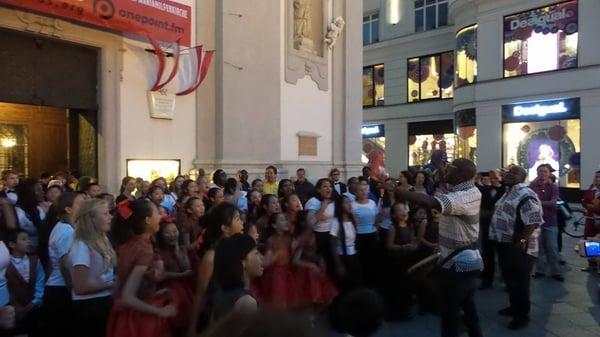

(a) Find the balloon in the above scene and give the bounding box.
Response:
[408,135,417,145]
[504,55,520,71]
[548,125,566,141]
[458,126,475,139]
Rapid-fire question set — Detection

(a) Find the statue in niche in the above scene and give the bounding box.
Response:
[294,0,316,54]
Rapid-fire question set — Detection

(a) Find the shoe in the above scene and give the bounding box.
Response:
[552,274,564,282]
[507,317,529,330]
[498,307,514,316]
[532,272,545,278]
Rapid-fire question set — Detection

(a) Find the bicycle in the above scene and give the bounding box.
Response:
[562,206,587,238]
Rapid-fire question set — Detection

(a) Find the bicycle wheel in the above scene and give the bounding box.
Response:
[563,209,586,238]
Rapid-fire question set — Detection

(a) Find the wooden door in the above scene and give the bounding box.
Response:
[0,103,68,178]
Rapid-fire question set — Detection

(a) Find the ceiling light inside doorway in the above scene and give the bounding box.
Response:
[1,138,16,148]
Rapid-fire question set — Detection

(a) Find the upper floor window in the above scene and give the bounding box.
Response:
[456,25,478,87]
[363,64,385,108]
[503,0,578,78]
[415,0,448,32]
[407,51,453,103]
[363,13,380,46]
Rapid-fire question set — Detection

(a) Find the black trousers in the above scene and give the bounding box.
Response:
[72,296,112,337]
[356,232,379,289]
[40,286,73,337]
[314,231,333,270]
[497,243,536,319]
[334,254,363,294]
[480,235,496,286]
[438,269,483,337]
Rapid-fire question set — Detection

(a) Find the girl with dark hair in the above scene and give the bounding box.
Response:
[151,178,176,216]
[329,196,361,292]
[178,179,199,206]
[377,179,398,247]
[292,210,337,308]
[106,199,176,337]
[245,189,262,222]
[15,178,46,254]
[224,178,244,207]
[211,234,263,321]
[42,191,86,337]
[45,185,63,205]
[283,193,303,233]
[255,194,280,241]
[156,218,194,336]
[146,185,167,217]
[305,179,336,266]
[116,177,136,203]
[254,213,295,309]
[277,179,295,201]
[187,202,243,336]
[177,197,205,252]
[385,203,417,320]
[398,171,413,190]
[170,176,186,201]
[205,187,225,211]
[412,171,430,195]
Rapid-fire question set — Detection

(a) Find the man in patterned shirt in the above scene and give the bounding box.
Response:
[397,158,482,337]
[490,165,542,330]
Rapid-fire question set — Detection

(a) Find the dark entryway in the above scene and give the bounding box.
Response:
[0,28,99,178]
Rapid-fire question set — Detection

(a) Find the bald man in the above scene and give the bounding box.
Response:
[397,158,483,337]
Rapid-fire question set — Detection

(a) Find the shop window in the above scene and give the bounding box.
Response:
[407,51,453,103]
[363,64,385,108]
[502,98,580,188]
[455,109,477,163]
[362,125,387,181]
[363,13,380,46]
[455,25,477,87]
[415,0,448,32]
[503,0,578,78]
[408,120,455,167]
[0,124,28,175]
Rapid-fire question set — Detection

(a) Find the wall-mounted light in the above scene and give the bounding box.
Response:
[389,0,401,25]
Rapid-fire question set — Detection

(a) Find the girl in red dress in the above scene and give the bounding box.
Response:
[292,210,338,308]
[255,213,296,308]
[106,199,176,337]
[283,193,303,234]
[157,218,194,337]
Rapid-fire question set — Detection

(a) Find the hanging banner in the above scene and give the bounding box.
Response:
[0,0,191,46]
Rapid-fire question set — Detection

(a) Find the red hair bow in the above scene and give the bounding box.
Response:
[161,215,175,223]
[116,199,133,220]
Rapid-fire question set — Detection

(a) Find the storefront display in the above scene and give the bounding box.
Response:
[455,25,477,87]
[363,64,385,107]
[502,98,580,188]
[407,51,454,103]
[408,120,455,167]
[455,109,477,163]
[127,159,181,183]
[362,124,388,181]
[503,0,578,77]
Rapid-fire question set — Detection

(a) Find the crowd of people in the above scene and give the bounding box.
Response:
[0,155,598,337]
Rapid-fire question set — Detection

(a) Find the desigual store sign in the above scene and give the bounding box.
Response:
[0,0,191,45]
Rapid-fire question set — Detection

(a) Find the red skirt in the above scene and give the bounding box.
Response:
[293,266,338,306]
[253,265,298,309]
[106,296,171,337]
[165,279,194,329]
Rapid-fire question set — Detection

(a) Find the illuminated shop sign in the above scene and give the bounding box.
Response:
[362,124,385,138]
[502,98,580,122]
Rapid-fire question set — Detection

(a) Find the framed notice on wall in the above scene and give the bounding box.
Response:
[147,90,176,119]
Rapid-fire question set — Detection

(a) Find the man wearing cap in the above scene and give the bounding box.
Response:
[529,163,563,281]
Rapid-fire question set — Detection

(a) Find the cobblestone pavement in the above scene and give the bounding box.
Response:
[325,233,600,337]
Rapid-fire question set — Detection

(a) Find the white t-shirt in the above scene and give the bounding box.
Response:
[16,206,46,253]
[0,242,9,305]
[305,197,335,232]
[69,240,114,300]
[46,222,74,286]
[329,218,357,255]
[351,200,378,234]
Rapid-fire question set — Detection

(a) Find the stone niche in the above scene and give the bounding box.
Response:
[285,0,329,91]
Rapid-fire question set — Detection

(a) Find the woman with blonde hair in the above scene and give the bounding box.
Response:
[69,198,116,337]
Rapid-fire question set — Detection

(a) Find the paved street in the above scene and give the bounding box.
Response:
[369,234,600,337]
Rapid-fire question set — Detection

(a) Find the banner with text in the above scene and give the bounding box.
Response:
[0,0,191,46]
